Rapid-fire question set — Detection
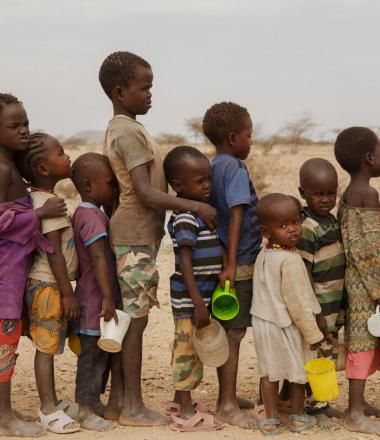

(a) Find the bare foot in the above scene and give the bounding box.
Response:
[364,401,380,418]
[324,405,344,419]
[93,401,106,417]
[316,413,339,430]
[119,407,170,427]
[80,414,114,432]
[103,404,122,421]
[344,414,380,435]
[0,414,46,437]
[236,395,255,410]
[216,406,256,429]
[13,410,37,422]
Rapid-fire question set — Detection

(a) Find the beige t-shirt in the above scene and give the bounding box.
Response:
[104,115,168,245]
[29,191,78,283]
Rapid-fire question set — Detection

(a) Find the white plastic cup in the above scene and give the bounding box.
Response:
[97,309,131,353]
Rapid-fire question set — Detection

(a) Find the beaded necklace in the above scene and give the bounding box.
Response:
[266,242,297,252]
[30,186,56,195]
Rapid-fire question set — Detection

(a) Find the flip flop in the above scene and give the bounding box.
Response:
[164,400,212,417]
[259,418,281,436]
[37,409,81,434]
[289,413,317,432]
[56,400,79,420]
[170,411,223,432]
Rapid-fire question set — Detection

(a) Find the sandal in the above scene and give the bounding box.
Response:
[259,418,281,436]
[170,411,223,432]
[164,400,212,417]
[56,400,79,420]
[37,409,81,434]
[289,413,317,432]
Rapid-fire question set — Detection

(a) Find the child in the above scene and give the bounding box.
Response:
[252,193,323,435]
[71,152,124,431]
[0,94,66,437]
[297,158,345,428]
[16,133,80,434]
[202,101,261,428]
[335,127,380,435]
[99,51,217,426]
[163,146,223,432]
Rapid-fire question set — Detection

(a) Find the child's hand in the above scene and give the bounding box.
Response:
[36,197,67,219]
[316,313,327,335]
[219,266,236,288]
[194,303,211,329]
[62,294,80,320]
[309,341,321,351]
[195,202,218,231]
[100,298,118,323]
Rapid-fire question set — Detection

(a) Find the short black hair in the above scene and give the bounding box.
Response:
[99,51,151,99]
[0,93,22,115]
[72,152,112,195]
[334,127,378,173]
[15,132,49,184]
[256,193,298,225]
[299,158,338,188]
[202,101,250,146]
[163,145,208,183]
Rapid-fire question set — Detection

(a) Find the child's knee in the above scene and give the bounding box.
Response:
[227,327,246,344]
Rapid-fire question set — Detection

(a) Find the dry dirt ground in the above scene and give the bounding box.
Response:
[11,144,380,439]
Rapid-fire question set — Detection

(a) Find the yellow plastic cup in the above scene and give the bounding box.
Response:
[305,358,339,401]
[212,280,240,321]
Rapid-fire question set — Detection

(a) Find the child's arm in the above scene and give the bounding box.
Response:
[46,229,80,320]
[130,165,218,230]
[219,205,244,288]
[87,238,117,323]
[281,258,324,346]
[179,246,210,329]
[0,163,11,202]
[303,259,327,335]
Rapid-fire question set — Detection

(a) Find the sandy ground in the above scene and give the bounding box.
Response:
[10,143,380,439]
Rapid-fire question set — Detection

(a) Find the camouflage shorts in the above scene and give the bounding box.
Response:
[172,318,203,391]
[114,243,160,319]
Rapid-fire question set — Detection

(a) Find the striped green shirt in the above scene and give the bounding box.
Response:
[297,207,346,332]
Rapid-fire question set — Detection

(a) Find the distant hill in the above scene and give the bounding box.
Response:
[65,130,104,145]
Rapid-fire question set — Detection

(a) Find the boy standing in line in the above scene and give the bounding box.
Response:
[297,158,345,429]
[203,102,261,429]
[99,51,217,426]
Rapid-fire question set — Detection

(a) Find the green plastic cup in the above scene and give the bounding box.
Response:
[212,280,240,321]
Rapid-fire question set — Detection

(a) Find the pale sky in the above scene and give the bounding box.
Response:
[1,0,380,141]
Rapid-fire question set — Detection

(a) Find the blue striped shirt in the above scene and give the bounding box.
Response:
[168,212,223,319]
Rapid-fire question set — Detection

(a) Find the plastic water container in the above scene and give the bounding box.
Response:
[305,358,339,401]
[193,320,229,368]
[212,280,240,321]
[97,309,131,353]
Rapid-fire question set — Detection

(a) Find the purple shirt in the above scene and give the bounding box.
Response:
[73,203,120,335]
[0,196,53,319]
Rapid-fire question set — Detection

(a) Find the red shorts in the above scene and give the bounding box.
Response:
[0,320,21,382]
[345,345,380,380]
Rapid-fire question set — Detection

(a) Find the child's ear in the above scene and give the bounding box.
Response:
[170,178,182,194]
[36,163,49,177]
[298,186,306,200]
[84,178,92,194]
[112,85,124,102]
[365,151,374,166]
[261,225,270,239]
[228,131,235,146]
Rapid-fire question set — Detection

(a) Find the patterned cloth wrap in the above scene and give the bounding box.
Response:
[26,279,67,355]
[0,319,21,382]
